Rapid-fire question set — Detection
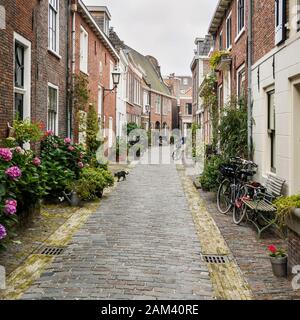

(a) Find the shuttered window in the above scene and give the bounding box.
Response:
[275,0,286,45]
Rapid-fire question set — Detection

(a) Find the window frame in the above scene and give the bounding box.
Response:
[236,0,246,39]
[47,83,59,135]
[226,12,232,49]
[80,26,89,74]
[48,0,60,55]
[237,64,246,99]
[13,32,31,121]
[267,90,276,173]
[219,31,223,50]
[155,95,162,114]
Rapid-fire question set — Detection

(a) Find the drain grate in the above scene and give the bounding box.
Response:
[201,254,229,264]
[37,246,65,256]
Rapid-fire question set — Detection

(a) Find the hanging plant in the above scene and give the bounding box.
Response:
[209,50,231,70]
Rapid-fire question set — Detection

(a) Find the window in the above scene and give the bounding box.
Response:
[297,0,300,32]
[219,32,223,50]
[268,90,276,173]
[155,96,161,114]
[275,0,286,45]
[237,65,246,98]
[14,33,31,121]
[98,86,103,119]
[48,0,59,53]
[237,0,245,34]
[143,90,149,114]
[48,84,58,134]
[183,78,188,85]
[226,13,232,48]
[80,26,88,74]
[186,103,192,115]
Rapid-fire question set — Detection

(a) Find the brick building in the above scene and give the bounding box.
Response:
[72,2,119,147]
[0,0,38,139]
[164,74,193,136]
[0,0,70,140]
[208,0,248,106]
[126,48,173,135]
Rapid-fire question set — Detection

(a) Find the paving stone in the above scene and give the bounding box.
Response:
[21,161,214,300]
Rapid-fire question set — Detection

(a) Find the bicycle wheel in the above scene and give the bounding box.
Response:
[217,179,232,214]
[233,185,248,225]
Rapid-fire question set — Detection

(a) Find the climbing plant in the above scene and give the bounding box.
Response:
[200,73,219,149]
[73,74,90,112]
[218,98,248,160]
[86,104,101,154]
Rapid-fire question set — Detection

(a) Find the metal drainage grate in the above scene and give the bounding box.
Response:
[201,254,229,264]
[37,246,65,256]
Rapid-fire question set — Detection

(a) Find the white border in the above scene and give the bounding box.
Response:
[47,82,59,135]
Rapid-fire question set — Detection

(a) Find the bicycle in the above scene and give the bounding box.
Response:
[217,157,258,221]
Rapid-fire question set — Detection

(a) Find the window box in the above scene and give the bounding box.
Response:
[216,54,232,72]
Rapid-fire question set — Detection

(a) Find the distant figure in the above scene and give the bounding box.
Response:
[159,136,163,147]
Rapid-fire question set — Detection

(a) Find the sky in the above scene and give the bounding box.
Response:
[84,0,218,76]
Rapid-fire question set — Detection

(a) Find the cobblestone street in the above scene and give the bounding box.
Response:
[21,160,214,300]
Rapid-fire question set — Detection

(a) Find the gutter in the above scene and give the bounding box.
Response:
[247,0,253,160]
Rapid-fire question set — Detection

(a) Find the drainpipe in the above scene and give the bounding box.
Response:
[70,1,77,139]
[66,0,71,138]
[247,0,253,160]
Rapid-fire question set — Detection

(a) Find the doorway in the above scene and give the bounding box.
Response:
[292,82,300,194]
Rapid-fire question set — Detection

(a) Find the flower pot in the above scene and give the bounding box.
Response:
[270,256,288,278]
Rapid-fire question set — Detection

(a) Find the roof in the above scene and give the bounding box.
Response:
[125,47,172,97]
[208,0,231,35]
[77,1,119,61]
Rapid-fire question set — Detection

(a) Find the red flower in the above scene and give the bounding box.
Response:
[268,245,277,254]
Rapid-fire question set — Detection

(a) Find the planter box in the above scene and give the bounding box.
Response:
[287,208,300,273]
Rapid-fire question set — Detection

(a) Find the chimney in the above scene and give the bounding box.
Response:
[87,6,111,36]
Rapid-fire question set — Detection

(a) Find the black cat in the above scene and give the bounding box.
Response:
[114,171,129,182]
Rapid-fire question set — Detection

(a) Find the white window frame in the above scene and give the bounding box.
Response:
[98,86,103,119]
[236,64,246,98]
[80,26,89,74]
[13,32,31,121]
[226,12,232,49]
[109,60,114,90]
[219,31,223,50]
[155,95,161,114]
[236,0,245,41]
[47,82,59,135]
[48,0,60,55]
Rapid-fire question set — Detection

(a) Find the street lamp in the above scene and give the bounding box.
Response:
[102,65,121,142]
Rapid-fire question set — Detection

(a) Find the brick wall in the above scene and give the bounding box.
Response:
[74,10,117,139]
[35,0,69,137]
[213,0,248,99]
[288,228,300,273]
[0,0,38,139]
[252,0,276,64]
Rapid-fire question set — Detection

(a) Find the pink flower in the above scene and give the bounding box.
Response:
[0,148,13,162]
[68,146,75,152]
[64,137,72,144]
[32,157,41,167]
[45,130,54,137]
[5,166,22,180]
[15,146,23,154]
[0,224,7,240]
[78,162,84,169]
[4,199,17,215]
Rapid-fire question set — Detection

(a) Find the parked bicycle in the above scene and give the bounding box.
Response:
[216,157,258,224]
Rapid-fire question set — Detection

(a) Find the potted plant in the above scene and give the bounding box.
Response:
[268,245,288,278]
